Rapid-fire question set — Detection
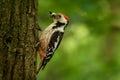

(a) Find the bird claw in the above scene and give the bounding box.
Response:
[35,42,40,50]
[36,26,42,31]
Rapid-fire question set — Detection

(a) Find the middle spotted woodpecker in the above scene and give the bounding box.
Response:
[37,11,69,74]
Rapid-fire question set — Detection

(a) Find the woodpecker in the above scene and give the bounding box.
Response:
[37,11,69,74]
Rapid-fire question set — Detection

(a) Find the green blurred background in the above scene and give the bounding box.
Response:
[37,0,120,80]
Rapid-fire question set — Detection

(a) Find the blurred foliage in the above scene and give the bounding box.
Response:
[37,0,120,80]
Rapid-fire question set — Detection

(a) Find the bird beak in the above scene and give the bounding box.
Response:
[49,11,56,18]
[49,11,52,15]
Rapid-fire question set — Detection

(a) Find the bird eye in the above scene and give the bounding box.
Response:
[58,15,61,18]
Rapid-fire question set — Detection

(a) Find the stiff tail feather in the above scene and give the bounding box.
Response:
[36,58,47,74]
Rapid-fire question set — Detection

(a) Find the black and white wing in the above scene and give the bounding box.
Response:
[40,31,64,69]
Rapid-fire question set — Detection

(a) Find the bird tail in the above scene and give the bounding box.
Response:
[36,64,42,74]
[36,58,47,74]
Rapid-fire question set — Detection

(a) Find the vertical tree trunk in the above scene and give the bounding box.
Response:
[0,0,39,80]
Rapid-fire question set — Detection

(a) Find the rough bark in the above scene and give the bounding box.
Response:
[0,0,39,80]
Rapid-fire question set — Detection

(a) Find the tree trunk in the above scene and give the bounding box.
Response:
[0,0,39,80]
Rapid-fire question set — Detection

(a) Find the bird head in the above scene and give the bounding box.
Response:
[49,11,69,24]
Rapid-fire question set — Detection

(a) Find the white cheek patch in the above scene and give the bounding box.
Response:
[59,16,68,23]
[57,27,64,32]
